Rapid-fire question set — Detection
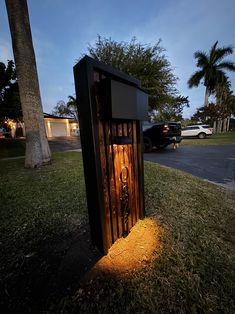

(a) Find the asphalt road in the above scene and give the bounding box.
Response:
[144,144,235,189]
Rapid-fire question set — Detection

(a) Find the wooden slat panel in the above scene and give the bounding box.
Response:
[94,71,143,247]
[95,87,143,248]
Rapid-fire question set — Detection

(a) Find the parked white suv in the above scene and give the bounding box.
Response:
[181,125,213,139]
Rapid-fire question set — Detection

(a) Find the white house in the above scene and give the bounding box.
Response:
[44,113,79,137]
[9,113,79,138]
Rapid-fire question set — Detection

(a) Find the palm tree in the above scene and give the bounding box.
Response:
[5,0,51,168]
[67,95,78,121]
[215,77,235,132]
[188,41,235,107]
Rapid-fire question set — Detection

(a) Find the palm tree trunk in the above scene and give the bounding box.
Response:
[5,0,51,168]
[217,119,222,133]
[213,120,217,134]
[222,118,227,133]
[227,116,230,131]
[204,86,209,107]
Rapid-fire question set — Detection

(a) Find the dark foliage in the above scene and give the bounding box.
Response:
[0,60,22,122]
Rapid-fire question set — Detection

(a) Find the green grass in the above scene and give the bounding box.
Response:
[181,131,235,145]
[0,152,87,267]
[0,152,235,313]
[0,138,25,158]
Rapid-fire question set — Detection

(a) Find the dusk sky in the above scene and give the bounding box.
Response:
[1,0,235,118]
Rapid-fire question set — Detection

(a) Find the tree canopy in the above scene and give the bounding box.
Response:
[87,36,189,121]
[192,94,235,126]
[0,59,22,122]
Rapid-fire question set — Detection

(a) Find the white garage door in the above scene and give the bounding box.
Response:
[50,122,67,137]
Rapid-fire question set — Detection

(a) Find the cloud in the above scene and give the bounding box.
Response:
[131,0,235,118]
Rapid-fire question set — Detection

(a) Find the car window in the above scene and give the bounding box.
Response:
[169,123,181,130]
[202,125,209,129]
[142,123,154,131]
[152,125,161,131]
[186,126,200,130]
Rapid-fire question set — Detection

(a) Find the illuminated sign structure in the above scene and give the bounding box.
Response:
[74,56,148,254]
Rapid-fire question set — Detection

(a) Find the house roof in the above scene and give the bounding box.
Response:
[43,113,75,120]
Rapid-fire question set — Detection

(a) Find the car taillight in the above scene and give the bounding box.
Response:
[161,125,169,134]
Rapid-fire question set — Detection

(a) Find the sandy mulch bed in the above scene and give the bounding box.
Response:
[82,217,162,281]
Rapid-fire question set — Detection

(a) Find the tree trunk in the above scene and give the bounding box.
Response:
[217,119,222,133]
[5,0,51,168]
[204,86,209,107]
[227,116,230,132]
[213,120,217,133]
[222,118,227,133]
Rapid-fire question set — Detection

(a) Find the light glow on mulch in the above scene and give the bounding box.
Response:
[92,218,163,276]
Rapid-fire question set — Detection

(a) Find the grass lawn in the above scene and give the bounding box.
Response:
[0,152,235,313]
[181,131,235,145]
[0,138,26,158]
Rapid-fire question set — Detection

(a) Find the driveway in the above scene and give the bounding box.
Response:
[48,136,81,151]
[144,144,235,189]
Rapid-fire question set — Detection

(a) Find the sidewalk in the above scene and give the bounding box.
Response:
[0,149,82,161]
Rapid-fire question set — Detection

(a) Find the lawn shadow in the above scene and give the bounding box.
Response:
[0,223,102,314]
[1,218,161,313]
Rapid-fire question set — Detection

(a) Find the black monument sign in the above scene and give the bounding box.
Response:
[74,56,148,254]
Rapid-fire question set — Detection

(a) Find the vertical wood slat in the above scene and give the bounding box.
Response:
[122,122,131,233]
[94,71,113,251]
[93,78,109,251]
[105,121,119,242]
[128,121,136,227]
[136,120,145,219]
[113,123,121,236]
[133,122,139,225]
[97,119,113,251]
[132,121,140,220]
[112,122,120,239]
[103,121,115,244]
[117,122,125,236]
